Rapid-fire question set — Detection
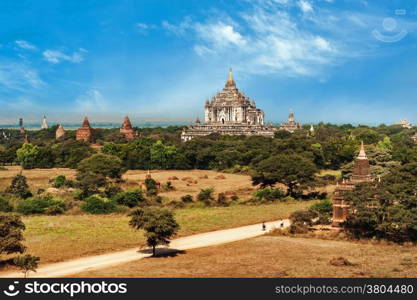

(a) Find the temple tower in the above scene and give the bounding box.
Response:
[332,142,373,226]
[41,115,49,130]
[56,124,65,140]
[120,116,137,140]
[76,116,94,142]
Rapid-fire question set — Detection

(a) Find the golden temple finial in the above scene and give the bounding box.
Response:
[228,67,233,82]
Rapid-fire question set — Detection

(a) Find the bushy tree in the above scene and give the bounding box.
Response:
[6,174,32,199]
[197,188,214,205]
[112,189,146,207]
[13,254,40,278]
[0,213,26,258]
[81,195,117,214]
[129,207,179,256]
[77,154,125,180]
[251,154,318,196]
[344,163,417,242]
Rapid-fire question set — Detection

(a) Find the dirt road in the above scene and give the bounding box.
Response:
[1,219,289,278]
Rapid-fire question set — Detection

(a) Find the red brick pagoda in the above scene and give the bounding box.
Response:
[120,116,139,140]
[332,142,373,227]
[76,116,94,142]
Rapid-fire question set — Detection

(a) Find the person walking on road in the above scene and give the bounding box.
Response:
[262,222,266,231]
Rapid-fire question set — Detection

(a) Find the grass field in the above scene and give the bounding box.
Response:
[72,235,417,278]
[17,201,315,264]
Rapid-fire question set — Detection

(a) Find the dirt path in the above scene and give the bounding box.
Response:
[1,219,289,278]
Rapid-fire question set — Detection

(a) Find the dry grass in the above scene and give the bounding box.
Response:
[72,235,417,278]
[123,169,256,200]
[0,167,256,200]
[15,201,314,264]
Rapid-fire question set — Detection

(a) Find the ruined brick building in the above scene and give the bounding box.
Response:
[332,142,373,226]
[181,69,277,141]
[76,116,94,142]
[120,115,140,140]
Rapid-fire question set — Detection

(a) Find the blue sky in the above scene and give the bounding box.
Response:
[1,0,417,125]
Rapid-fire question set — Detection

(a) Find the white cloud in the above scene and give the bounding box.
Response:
[75,89,108,112]
[162,17,192,36]
[15,40,37,50]
[0,62,44,91]
[43,49,85,64]
[195,22,247,49]
[135,22,157,35]
[298,0,313,13]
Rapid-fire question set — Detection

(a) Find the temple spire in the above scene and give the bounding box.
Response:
[357,141,367,160]
[225,68,236,87]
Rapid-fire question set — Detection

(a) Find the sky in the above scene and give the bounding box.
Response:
[1,0,417,125]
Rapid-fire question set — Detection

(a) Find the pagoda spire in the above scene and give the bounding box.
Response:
[225,67,236,88]
[82,116,91,127]
[357,141,367,160]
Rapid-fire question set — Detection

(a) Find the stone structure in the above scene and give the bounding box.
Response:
[120,116,139,140]
[76,116,94,142]
[41,115,49,130]
[23,134,30,144]
[279,110,301,133]
[395,119,412,129]
[19,118,25,134]
[332,142,373,226]
[181,69,276,142]
[56,124,65,140]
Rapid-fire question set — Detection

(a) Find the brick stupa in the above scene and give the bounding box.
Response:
[76,116,94,142]
[332,142,373,226]
[120,116,139,140]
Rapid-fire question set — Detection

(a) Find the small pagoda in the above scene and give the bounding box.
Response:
[332,142,373,227]
[76,116,94,142]
[279,110,301,133]
[120,116,139,140]
[56,124,65,140]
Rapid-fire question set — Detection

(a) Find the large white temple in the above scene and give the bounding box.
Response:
[181,69,277,142]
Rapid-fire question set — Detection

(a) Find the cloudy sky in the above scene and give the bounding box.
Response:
[0,0,417,125]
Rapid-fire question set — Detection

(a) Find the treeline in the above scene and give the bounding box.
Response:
[1,123,417,173]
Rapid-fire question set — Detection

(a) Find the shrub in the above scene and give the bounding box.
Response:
[0,197,13,212]
[104,185,123,198]
[309,200,332,224]
[145,178,158,196]
[161,181,175,191]
[81,195,117,214]
[289,209,318,234]
[251,188,285,203]
[51,175,67,188]
[230,195,239,201]
[6,174,32,199]
[180,194,193,203]
[197,188,214,205]
[17,195,66,215]
[167,200,185,208]
[217,193,229,206]
[112,189,146,208]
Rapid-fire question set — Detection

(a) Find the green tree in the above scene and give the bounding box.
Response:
[77,153,125,180]
[129,207,179,256]
[150,140,178,169]
[0,213,26,259]
[6,174,32,199]
[16,143,40,169]
[13,254,40,278]
[0,197,13,212]
[251,154,318,196]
